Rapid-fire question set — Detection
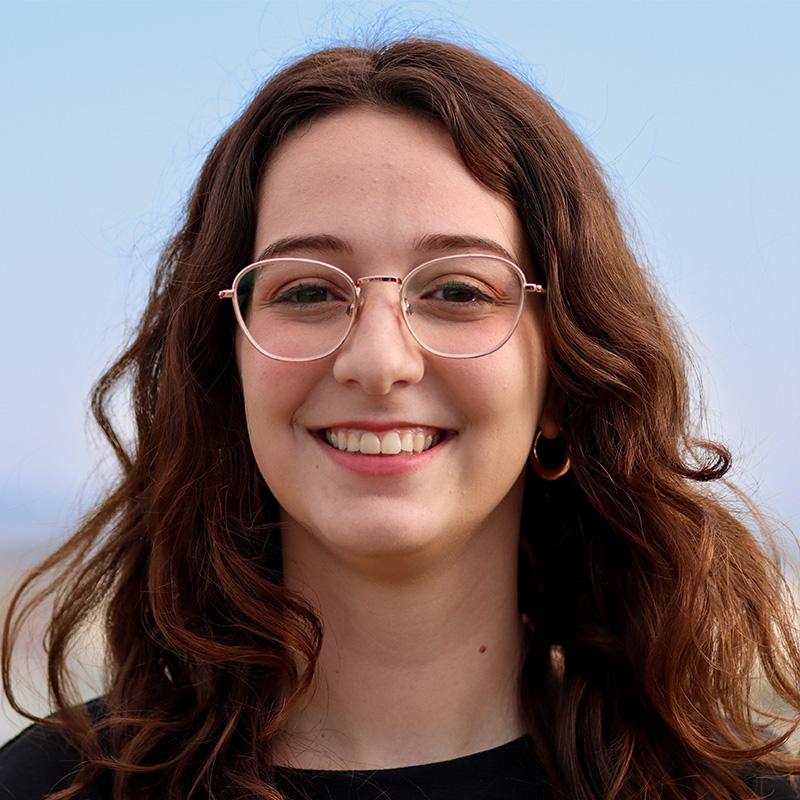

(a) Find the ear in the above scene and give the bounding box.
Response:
[538,379,563,439]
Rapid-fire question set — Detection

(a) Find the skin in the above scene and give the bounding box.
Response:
[236,108,557,769]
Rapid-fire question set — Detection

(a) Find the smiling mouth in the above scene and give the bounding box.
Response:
[319,427,451,455]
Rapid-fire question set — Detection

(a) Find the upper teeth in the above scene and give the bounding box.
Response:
[324,428,440,455]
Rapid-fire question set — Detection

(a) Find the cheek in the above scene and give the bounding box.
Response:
[512,314,549,415]
[237,348,311,458]
[454,323,548,426]
[238,360,313,510]
[442,351,547,474]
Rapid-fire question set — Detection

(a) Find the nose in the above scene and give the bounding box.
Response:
[332,282,425,394]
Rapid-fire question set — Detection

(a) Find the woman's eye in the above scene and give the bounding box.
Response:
[274,284,339,304]
[429,281,493,303]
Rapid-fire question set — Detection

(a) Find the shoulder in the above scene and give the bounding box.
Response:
[0,699,108,800]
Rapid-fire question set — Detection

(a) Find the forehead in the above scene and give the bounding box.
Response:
[254,108,526,267]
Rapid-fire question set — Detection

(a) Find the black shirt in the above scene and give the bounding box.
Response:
[1,716,797,799]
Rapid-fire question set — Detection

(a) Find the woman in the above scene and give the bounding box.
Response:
[2,38,799,800]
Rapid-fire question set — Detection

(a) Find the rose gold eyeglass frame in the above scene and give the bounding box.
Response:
[218,253,546,362]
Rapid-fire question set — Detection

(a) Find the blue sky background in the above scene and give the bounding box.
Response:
[1,1,798,556]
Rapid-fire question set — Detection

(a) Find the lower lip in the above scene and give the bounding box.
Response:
[314,434,451,476]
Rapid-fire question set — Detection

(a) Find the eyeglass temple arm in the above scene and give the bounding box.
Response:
[524,283,546,295]
[219,290,234,300]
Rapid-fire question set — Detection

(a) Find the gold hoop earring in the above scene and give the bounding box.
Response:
[530,429,571,480]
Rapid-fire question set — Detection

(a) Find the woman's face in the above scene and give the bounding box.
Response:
[237,108,554,564]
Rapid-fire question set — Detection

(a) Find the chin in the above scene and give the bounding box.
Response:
[283,510,455,565]
[332,521,439,556]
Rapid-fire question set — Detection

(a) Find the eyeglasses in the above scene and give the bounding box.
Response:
[218,254,545,362]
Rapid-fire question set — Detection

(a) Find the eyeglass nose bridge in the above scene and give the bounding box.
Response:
[349,274,409,317]
[355,275,405,286]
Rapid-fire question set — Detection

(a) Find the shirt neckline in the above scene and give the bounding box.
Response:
[273,734,532,777]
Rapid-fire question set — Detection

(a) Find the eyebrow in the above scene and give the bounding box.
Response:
[254,233,519,264]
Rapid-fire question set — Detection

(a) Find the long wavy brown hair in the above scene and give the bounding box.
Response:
[3,38,799,800]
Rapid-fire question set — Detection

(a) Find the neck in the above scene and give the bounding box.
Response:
[274,510,527,770]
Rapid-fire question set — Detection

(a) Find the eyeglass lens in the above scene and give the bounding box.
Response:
[235,256,524,360]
